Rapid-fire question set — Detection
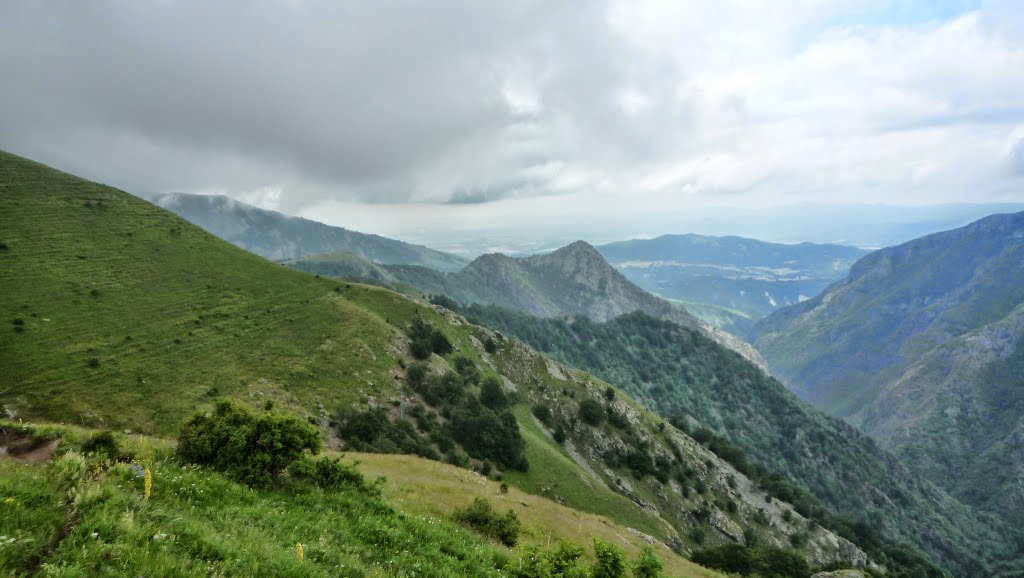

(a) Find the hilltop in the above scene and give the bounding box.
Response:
[750,212,1024,531]
[149,191,468,270]
[387,241,697,325]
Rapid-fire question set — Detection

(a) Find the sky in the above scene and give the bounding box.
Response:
[2,0,1024,249]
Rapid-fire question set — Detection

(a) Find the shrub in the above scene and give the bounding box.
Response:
[481,376,508,410]
[429,294,460,310]
[453,498,521,547]
[82,430,121,459]
[691,544,811,578]
[553,426,567,444]
[578,399,606,426]
[408,317,453,359]
[606,406,631,430]
[454,356,481,384]
[176,401,321,487]
[288,456,372,493]
[410,338,433,360]
[450,404,527,471]
[406,360,429,387]
[755,546,811,578]
[689,527,706,544]
[532,403,552,426]
[691,543,755,575]
[483,336,498,354]
[632,546,663,578]
[592,539,627,578]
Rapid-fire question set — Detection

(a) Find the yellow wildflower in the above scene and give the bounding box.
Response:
[144,467,152,500]
[296,542,304,562]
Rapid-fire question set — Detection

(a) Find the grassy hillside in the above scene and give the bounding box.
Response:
[459,304,1024,578]
[0,421,725,577]
[285,249,400,287]
[0,151,868,575]
[150,192,468,270]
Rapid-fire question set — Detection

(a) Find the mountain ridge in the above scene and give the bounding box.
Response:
[149,191,468,270]
[750,211,1024,531]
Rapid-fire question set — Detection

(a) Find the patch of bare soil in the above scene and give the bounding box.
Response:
[0,429,60,463]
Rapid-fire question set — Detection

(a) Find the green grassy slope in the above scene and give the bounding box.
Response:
[0,151,866,575]
[0,423,514,577]
[1,153,407,433]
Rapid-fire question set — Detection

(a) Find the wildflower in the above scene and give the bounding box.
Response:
[296,542,304,563]
[144,468,152,500]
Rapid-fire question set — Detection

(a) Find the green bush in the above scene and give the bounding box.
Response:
[691,543,811,578]
[578,398,606,426]
[592,539,627,578]
[453,497,521,547]
[288,455,374,494]
[553,425,567,444]
[632,546,663,578]
[408,317,453,359]
[176,400,321,487]
[512,539,662,578]
[532,403,552,426]
[81,430,121,459]
[484,336,498,354]
[481,376,509,410]
[454,356,481,384]
[406,361,429,387]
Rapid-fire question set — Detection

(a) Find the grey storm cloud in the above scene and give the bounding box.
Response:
[0,2,552,201]
[0,0,705,210]
[1,0,1023,216]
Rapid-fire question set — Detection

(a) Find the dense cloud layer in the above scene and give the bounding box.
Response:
[1,0,1023,221]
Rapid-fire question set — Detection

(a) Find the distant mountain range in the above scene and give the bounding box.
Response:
[596,235,868,334]
[149,192,468,271]
[751,211,1024,530]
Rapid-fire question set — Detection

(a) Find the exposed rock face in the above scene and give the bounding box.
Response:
[709,510,743,543]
